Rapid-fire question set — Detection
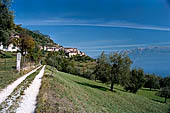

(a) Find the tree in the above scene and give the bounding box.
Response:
[157,76,170,103]
[162,77,170,87]
[23,34,35,53]
[94,51,110,83]
[13,33,35,56]
[159,87,170,103]
[124,68,145,93]
[1,0,12,8]
[0,30,9,45]
[0,0,14,44]
[45,52,76,74]
[144,74,160,91]
[29,45,42,64]
[45,52,60,69]
[109,52,132,91]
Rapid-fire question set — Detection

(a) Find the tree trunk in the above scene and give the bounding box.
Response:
[164,95,167,103]
[95,75,97,81]
[110,81,114,91]
[150,87,151,91]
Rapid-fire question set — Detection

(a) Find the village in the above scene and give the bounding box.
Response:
[0,34,86,57]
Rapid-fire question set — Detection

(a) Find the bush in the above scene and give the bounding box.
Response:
[90,74,96,80]
[83,70,92,79]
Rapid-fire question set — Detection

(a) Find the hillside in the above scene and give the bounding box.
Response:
[14,25,56,46]
[36,66,170,113]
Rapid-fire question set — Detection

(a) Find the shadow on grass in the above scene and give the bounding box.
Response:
[12,66,16,69]
[152,99,165,103]
[140,88,158,91]
[168,109,170,113]
[114,87,127,92]
[75,81,109,91]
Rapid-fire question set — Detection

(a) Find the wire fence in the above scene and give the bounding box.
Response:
[0,55,36,74]
[20,56,36,71]
[0,56,17,81]
[0,58,16,71]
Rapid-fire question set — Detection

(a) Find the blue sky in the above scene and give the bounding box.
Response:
[12,0,170,57]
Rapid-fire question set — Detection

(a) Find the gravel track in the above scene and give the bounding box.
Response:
[0,65,42,105]
[16,65,46,113]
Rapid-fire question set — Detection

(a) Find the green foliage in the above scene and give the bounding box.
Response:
[28,45,42,63]
[0,30,10,45]
[12,33,35,55]
[124,68,145,93]
[157,87,170,103]
[45,52,76,74]
[0,0,14,44]
[109,52,132,91]
[14,27,56,46]
[73,61,96,80]
[162,77,170,87]
[45,53,59,67]
[0,0,12,8]
[157,76,170,103]
[71,55,95,62]
[94,52,133,92]
[94,52,110,82]
[144,74,161,90]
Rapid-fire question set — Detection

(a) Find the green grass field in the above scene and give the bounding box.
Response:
[36,66,170,113]
[0,52,36,91]
[0,56,21,90]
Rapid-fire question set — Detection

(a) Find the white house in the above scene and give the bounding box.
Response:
[46,46,60,52]
[68,52,78,57]
[63,47,86,57]
[6,44,19,52]
[0,43,19,52]
[40,45,62,52]
[64,48,78,53]
[0,34,20,52]
[0,42,3,50]
[80,51,86,56]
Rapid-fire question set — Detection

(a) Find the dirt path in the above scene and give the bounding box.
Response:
[16,65,46,113]
[0,65,42,104]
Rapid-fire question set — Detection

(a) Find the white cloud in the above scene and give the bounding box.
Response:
[16,18,170,31]
[79,44,146,50]
[64,42,170,51]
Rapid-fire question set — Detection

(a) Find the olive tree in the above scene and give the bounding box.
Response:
[109,52,132,91]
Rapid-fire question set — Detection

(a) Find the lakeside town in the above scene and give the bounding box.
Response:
[0,34,86,57]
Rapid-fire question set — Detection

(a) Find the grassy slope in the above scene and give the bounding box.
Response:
[36,66,170,113]
[74,61,96,74]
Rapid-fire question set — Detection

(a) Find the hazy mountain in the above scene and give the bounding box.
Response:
[123,47,170,77]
